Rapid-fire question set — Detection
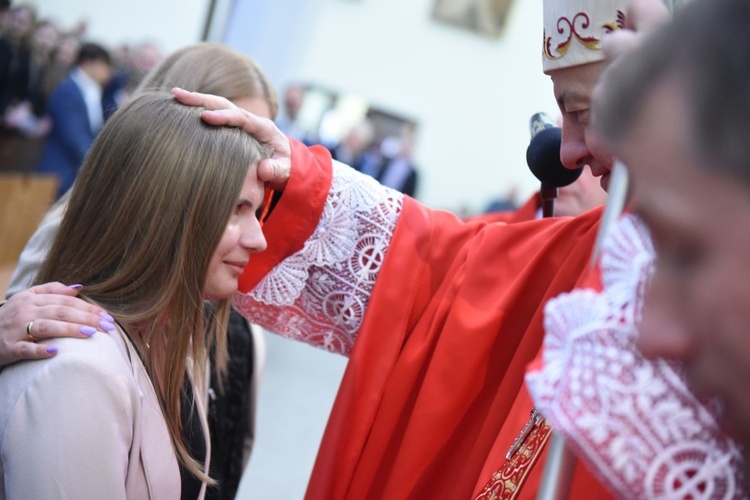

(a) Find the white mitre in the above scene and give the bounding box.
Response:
[542,0,628,73]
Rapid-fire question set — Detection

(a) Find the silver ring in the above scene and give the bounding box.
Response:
[26,321,38,342]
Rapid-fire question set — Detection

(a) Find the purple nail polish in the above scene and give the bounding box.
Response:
[99,311,114,323]
[67,283,83,290]
[80,326,97,336]
[46,345,58,354]
[99,320,115,332]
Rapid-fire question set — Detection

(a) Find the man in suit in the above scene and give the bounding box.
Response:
[358,124,420,198]
[36,42,112,199]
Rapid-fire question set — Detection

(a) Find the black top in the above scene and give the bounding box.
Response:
[205,309,256,500]
[180,379,207,500]
[179,308,256,500]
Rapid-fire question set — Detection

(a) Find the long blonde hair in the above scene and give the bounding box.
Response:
[136,42,278,119]
[35,91,267,482]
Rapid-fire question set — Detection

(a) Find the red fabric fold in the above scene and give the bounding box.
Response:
[308,199,609,498]
[239,141,614,498]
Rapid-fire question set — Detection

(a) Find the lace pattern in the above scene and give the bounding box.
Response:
[526,215,748,499]
[233,161,403,356]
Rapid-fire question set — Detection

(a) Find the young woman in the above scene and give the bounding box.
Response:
[2,43,278,499]
[0,91,268,498]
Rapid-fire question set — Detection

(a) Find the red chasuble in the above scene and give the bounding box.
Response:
[240,140,613,499]
[472,192,543,225]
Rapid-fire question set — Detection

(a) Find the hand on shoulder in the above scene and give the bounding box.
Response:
[0,282,114,366]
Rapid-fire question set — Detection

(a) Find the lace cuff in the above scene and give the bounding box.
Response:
[233,162,403,356]
[526,215,748,499]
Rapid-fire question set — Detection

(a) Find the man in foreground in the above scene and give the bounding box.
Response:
[596,0,750,453]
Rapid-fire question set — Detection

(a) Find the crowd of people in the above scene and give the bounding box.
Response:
[278,83,422,198]
[0,2,162,181]
[0,2,81,140]
[1,0,750,498]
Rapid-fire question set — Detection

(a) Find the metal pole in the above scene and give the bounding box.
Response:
[536,433,576,500]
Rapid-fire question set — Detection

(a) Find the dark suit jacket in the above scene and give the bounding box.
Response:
[0,38,31,116]
[35,73,98,198]
[377,157,419,198]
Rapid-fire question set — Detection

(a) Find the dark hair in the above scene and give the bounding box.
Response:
[75,41,111,66]
[595,0,750,184]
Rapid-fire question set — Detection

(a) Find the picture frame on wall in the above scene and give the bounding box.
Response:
[432,0,515,38]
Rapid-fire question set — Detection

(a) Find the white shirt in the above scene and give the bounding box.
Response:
[70,66,104,134]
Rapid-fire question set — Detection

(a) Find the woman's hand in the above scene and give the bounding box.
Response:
[0,282,114,366]
[171,88,292,191]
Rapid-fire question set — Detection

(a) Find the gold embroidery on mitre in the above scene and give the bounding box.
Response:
[474,419,553,500]
[543,10,625,61]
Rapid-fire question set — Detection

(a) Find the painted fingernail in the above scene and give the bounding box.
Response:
[99,320,115,332]
[67,283,83,290]
[80,326,97,336]
[46,345,58,354]
[99,311,114,322]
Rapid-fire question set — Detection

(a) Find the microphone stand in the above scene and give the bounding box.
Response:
[540,183,557,219]
[537,164,632,500]
[537,177,574,500]
[525,114,583,498]
[537,434,575,500]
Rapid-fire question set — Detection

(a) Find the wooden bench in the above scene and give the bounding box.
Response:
[0,174,58,265]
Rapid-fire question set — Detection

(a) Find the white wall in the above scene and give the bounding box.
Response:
[26,0,559,213]
[25,0,209,55]
[226,0,559,212]
[315,1,558,212]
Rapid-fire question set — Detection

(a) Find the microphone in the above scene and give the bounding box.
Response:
[527,114,579,500]
[528,111,558,138]
[525,112,583,217]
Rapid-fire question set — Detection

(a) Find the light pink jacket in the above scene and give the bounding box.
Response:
[0,325,210,499]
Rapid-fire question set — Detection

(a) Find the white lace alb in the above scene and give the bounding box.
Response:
[233,161,403,356]
[526,215,748,499]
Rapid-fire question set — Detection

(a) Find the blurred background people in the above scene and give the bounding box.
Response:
[0,3,36,125]
[0,0,10,37]
[276,83,310,143]
[103,40,163,119]
[483,166,606,219]
[3,17,58,138]
[329,117,375,169]
[26,19,57,114]
[356,123,419,197]
[35,41,112,199]
[39,32,80,100]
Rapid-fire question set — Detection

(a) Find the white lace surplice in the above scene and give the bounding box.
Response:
[233,161,403,356]
[526,215,748,499]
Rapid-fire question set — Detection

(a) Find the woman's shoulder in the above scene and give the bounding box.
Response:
[3,327,133,378]
[0,327,140,432]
